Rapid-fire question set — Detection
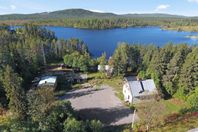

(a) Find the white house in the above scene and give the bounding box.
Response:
[123,77,158,104]
[38,76,57,89]
[98,65,113,74]
[98,65,111,71]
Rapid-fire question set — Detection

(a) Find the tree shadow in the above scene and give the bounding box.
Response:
[77,106,134,125]
[103,124,130,132]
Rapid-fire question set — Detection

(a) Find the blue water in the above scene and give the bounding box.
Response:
[45,26,198,57]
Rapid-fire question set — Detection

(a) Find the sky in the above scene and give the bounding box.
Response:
[0,0,198,16]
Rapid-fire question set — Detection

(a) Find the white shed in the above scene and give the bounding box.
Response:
[98,65,113,73]
[38,76,57,89]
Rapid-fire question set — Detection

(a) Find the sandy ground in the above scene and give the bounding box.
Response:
[61,85,139,126]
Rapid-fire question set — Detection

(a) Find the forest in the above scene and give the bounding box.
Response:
[34,17,198,31]
[0,24,197,131]
[0,24,101,131]
[1,17,198,31]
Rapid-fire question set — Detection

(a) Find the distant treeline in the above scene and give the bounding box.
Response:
[1,17,198,31]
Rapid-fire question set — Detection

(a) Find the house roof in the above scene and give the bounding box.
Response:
[126,78,157,97]
[128,81,143,97]
[142,79,156,92]
[38,76,57,86]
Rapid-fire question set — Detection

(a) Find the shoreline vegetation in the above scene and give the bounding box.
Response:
[1,19,198,32]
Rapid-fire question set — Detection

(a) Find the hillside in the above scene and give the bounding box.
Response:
[0,8,188,21]
[123,13,186,18]
[0,9,118,20]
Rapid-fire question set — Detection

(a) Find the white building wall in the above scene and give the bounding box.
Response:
[123,83,133,103]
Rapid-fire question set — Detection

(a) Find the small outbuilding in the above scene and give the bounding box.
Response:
[123,77,158,104]
[37,76,57,89]
[98,65,114,76]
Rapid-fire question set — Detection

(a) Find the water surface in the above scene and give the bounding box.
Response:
[45,26,198,57]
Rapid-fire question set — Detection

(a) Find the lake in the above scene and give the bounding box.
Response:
[45,26,198,57]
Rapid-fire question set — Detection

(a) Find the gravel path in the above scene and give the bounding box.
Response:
[61,85,139,126]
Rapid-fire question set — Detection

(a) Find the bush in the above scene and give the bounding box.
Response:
[129,104,136,111]
[88,120,102,132]
[187,88,198,110]
[64,118,85,132]
[64,118,102,132]
[38,101,75,132]
[27,87,55,122]
[164,113,180,124]
[137,70,146,80]
[7,120,39,132]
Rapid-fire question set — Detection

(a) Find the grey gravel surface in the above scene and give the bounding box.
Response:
[61,85,139,126]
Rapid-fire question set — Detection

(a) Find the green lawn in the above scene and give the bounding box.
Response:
[162,99,189,115]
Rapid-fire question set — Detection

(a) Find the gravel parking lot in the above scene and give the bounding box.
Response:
[61,85,138,126]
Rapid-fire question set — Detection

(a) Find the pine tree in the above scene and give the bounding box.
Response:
[146,44,176,96]
[177,47,198,97]
[112,43,129,75]
[1,65,27,119]
[163,45,191,96]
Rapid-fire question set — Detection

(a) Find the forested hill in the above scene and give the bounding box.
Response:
[0,8,187,20]
[0,9,118,20]
[1,9,198,31]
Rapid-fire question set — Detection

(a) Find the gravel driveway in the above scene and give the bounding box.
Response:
[61,85,139,126]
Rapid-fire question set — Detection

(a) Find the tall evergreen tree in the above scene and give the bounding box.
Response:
[162,45,191,96]
[177,47,198,97]
[1,65,27,119]
[112,43,129,75]
[128,45,141,72]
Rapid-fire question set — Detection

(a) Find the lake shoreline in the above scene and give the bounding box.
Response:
[43,26,198,57]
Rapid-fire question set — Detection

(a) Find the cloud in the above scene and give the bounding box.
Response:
[155,4,170,12]
[10,5,16,10]
[88,9,104,13]
[188,0,198,3]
